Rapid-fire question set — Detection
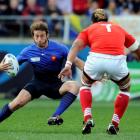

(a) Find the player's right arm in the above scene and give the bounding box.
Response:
[16,47,29,65]
[0,60,11,71]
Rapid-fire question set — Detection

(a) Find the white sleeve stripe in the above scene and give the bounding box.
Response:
[128,40,139,51]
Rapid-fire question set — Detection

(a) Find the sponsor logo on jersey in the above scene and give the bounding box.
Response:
[30,57,40,62]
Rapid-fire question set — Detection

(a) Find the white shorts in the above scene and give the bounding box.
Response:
[84,52,129,81]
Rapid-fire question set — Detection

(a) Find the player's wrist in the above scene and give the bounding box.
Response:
[65,61,72,68]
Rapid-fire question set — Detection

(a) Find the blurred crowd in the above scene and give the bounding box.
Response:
[0,0,140,37]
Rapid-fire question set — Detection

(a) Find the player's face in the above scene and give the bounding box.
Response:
[33,30,48,48]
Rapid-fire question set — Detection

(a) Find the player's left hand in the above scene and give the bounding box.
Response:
[58,66,72,80]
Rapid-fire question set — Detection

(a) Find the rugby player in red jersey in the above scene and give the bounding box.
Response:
[59,9,140,135]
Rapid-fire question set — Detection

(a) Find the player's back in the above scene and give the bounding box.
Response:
[86,22,126,55]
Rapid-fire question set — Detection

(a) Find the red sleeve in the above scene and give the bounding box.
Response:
[76,29,89,46]
[124,30,136,48]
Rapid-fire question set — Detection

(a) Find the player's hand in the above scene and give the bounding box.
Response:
[0,60,11,71]
[58,66,72,80]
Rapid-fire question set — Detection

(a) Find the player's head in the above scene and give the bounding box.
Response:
[91,9,108,23]
[30,21,49,48]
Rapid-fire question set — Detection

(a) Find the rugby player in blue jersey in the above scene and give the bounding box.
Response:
[0,21,84,125]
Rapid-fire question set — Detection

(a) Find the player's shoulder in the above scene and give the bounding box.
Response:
[20,43,36,53]
[49,40,68,50]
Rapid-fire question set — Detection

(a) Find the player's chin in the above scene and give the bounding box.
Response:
[38,43,46,48]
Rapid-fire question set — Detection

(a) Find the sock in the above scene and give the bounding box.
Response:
[112,92,130,128]
[80,86,92,122]
[0,104,13,123]
[52,92,77,117]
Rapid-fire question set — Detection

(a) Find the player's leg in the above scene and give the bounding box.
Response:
[107,74,130,135]
[0,79,42,123]
[0,89,31,123]
[53,81,79,116]
[48,81,79,125]
[80,71,96,134]
[105,56,130,135]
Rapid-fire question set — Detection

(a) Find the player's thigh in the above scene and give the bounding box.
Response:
[9,89,31,111]
[43,81,63,99]
[59,81,80,95]
[84,54,105,81]
[108,56,129,81]
[23,79,43,99]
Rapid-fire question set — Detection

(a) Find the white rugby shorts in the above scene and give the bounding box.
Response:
[84,52,129,81]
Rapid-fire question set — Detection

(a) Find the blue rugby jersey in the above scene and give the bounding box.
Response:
[17,40,69,82]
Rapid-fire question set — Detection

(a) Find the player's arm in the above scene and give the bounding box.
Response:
[58,39,85,78]
[124,31,140,60]
[74,57,84,71]
[0,61,11,71]
[130,42,140,61]
[0,58,11,71]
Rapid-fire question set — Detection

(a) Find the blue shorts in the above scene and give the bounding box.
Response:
[23,79,63,100]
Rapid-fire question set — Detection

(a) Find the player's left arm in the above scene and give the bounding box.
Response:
[124,31,140,60]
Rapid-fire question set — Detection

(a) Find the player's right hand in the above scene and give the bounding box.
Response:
[58,66,72,80]
[0,60,11,71]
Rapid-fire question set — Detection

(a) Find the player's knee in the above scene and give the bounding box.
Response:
[117,74,131,92]
[119,82,131,92]
[67,81,80,95]
[119,84,131,92]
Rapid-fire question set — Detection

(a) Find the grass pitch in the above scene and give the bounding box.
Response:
[0,99,140,140]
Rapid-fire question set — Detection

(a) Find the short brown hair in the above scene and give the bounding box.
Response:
[91,9,108,23]
[30,21,49,36]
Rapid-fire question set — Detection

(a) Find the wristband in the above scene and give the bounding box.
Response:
[65,61,72,67]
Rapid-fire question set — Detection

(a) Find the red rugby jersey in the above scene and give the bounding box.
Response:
[76,22,135,55]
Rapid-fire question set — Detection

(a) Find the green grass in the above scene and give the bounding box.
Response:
[0,99,140,140]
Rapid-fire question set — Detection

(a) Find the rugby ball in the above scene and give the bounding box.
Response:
[3,53,19,77]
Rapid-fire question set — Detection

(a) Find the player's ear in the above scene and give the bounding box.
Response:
[46,33,49,39]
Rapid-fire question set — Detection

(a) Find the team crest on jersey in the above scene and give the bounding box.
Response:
[30,57,40,62]
[51,56,57,61]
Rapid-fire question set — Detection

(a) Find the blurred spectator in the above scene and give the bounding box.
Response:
[0,0,9,15]
[5,0,21,15]
[37,0,47,7]
[22,0,43,16]
[87,0,99,16]
[22,0,43,36]
[36,0,47,14]
[56,0,72,15]
[4,0,22,36]
[106,0,121,16]
[44,0,63,36]
[72,0,89,15]
[120,4,131,15]
[131,0,140,14]
[0,0,9,36]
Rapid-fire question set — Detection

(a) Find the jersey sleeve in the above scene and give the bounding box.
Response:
[76,28,89,47]
[124,30,136,48]
[16,48,29,65]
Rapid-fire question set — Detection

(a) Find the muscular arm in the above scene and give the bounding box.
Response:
[66,39,85,64]
[58,39,85,79]
[127,40,140,61]
[74,57,84,71]
[131,44,140,61]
